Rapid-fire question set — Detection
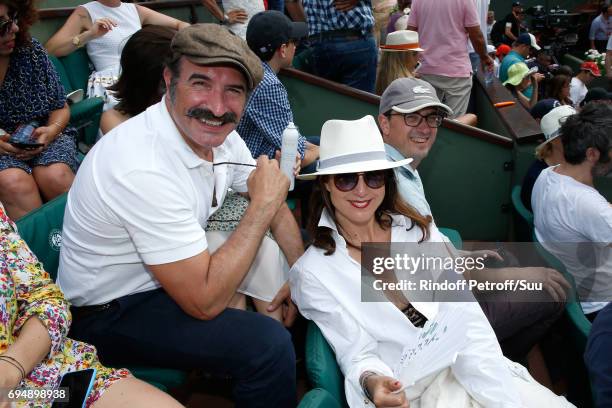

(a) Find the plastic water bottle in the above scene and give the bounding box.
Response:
[484,69,494,86]
[280,122,300,191]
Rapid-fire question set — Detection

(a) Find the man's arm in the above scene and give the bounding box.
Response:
[589,19,597,49]
[504,21,517,42]
[467,25,494,70]
[302,142,320,167]
[286,0,307,22]
[148,157,290,320]
[606,48,612,79]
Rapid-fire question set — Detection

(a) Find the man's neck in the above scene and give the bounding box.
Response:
[555,162,594,187]
[267,57,283,74]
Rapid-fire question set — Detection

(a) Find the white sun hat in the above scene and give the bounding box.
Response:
[380,30,424,52]
[536,105,576,150]
[297,115,413,180]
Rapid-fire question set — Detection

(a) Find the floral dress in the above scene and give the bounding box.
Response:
[0,203,129,407]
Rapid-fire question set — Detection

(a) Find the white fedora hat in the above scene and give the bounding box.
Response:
[380,30,424,52]
[536,105,576,150]
[297,115,413,180]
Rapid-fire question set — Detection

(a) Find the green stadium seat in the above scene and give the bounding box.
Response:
[438,227,463,249]
[49,53,103,148]
[15,195,188,392]
[298,388,343,408]
[511,185,534,228]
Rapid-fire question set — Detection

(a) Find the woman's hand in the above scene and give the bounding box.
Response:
[366,375,409,407]
[531,73,545,84]
[0,133,22,156]
[0,360,23,407]
[88,17,117,38]
[226,9,248,24]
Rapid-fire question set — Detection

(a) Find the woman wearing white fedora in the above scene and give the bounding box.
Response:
[289,115,574,408]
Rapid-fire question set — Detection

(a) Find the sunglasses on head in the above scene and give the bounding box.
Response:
[0,13,17,37]
[332,171,387,192]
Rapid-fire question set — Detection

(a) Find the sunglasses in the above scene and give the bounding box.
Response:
[0,13,17,37]
[332,171,386,192]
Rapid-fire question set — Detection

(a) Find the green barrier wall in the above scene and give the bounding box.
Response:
[280,73,514,241]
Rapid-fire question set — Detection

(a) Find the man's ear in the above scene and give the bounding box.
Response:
[586,146,601,164]
[163,67,172,94]
[378,113,390,139]
[278,43,288,59]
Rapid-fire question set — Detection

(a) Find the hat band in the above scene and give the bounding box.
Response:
[380,42,421,50]
[318,151,388,171]
[546,128,561,140]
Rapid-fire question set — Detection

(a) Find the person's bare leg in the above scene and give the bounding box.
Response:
[91,377,183,408]
[32,163,74,201]
[527,344,553,390]
[253,298,283,322]
[228,292,247,310]
[0,168,43,220]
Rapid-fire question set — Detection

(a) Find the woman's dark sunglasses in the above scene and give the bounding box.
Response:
[0,13,18,37]
[333,171,386,192]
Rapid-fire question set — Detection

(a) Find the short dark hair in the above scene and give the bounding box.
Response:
[110,25,177,117]
[560,104,612,165]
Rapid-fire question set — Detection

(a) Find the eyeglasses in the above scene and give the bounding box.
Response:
[0,13,18,37]
[332,171,386,192]
[389,111,446,128]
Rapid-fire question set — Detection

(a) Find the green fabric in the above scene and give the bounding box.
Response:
[511,185,534,228]
[305,322,348,407]
[69,97,104,146]
[59,48,92,93]
[49,54,74,93]
[298,388,343,408]
[126,366,188,391]
[532,234,591,351]
[438,227,463,250]
[15,193,68,281]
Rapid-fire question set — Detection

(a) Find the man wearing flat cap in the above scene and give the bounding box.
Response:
[57,24,302,407]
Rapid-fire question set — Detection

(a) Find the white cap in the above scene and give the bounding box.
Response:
[537,105,577,149]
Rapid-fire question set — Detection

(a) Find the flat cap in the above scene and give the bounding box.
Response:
[171,24,263,89]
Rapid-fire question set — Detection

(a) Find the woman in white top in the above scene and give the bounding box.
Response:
[289,115,574,407]
[46,0,189,110]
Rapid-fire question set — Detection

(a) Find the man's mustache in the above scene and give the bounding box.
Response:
[186,107,238,124]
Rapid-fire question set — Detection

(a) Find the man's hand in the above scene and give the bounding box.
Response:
[334,0,359,12]
[227,9,248,24]
[248,156,290,210]
[274,150,301,177]
[480,54,495,72]
[515,267,571,302]
[365,375,409,407]
[267,282,298,327]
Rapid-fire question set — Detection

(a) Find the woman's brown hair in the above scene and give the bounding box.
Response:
[546,74,572,105]
[308,170,431,255]
[1,0,37,47]
[375,51,414,95]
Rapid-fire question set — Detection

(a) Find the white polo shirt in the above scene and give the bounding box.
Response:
[57,99,255,306]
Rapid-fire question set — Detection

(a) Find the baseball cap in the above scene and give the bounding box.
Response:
[530,99,561,120]
[516,33,541,50]
[580,61,602,77]
[496,44,511,58]
[537,105,576,149]
[171,24,263,90]
[246,11,308,59]
[486,44,496,54]
[379,78,452,115]
[581,87,612,106]
[512,1,522,7]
